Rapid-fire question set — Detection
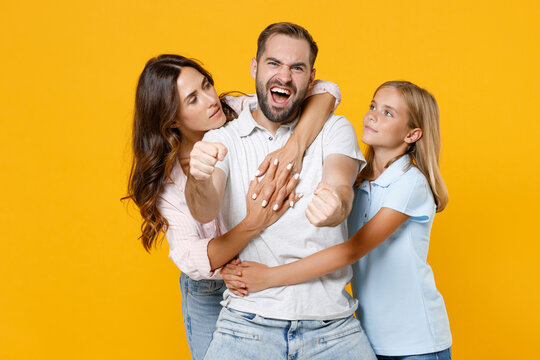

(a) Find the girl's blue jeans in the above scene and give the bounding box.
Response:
[377,348,451,360]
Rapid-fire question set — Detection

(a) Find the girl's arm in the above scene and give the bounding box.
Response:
[222,207,409,294]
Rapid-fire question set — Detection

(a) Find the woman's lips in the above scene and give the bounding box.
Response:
[209,107,222,118]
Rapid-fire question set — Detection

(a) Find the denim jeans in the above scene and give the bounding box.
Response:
[377,348,451,360]
[204,307,377,360]
[180,273,226,360]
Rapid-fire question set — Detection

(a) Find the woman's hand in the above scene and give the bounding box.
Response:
[241,157,302,232]
[221,260,273,296]
[250,138,306,206]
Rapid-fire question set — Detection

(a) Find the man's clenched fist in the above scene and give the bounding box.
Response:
[189,141,228,181]
[305,182,345,227]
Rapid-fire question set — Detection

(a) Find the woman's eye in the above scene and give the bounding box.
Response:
[189,97,197,105]
[203,81,211,89]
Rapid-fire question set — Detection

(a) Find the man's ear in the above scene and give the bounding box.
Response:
[250,58,257,80]
[310,68,316,86]
[404,128,423,144]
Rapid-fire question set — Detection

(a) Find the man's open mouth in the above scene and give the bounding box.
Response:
[270,86,292,105]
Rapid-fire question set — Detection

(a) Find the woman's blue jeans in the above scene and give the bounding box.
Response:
[180,273,225,360]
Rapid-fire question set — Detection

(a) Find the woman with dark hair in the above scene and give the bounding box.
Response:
[125,54,339,360]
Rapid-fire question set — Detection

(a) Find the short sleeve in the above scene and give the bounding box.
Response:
[322,116,366,166]
[306,79,341,111]
[382,170,436,223]
[202,128,230,177]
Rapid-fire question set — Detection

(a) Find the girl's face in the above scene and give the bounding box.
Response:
[361,87,417,150]
[175,67,226,141]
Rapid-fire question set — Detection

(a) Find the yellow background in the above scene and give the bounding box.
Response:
[1,0,538,359]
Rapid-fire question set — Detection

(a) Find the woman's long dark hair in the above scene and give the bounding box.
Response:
[123,54,236,252]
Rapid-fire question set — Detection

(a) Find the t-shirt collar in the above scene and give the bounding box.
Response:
[237,104,300,137]
[371,154,412,188]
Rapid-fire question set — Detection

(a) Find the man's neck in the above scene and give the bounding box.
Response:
[252,108,299,135]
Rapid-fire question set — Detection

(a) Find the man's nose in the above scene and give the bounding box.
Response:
[276,65,292,83]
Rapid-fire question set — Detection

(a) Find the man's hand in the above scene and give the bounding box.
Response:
[189,141,228,181]
[305,182,347,227]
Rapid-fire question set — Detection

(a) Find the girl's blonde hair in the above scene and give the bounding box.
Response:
[358,81,449,212]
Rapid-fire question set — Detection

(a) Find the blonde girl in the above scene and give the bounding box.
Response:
[223,81,452,360]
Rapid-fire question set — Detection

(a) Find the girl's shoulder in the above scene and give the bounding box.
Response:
[399,164,429,187]
[387,165,435,222]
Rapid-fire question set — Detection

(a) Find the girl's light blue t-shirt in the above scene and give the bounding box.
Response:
[348,155,452,356]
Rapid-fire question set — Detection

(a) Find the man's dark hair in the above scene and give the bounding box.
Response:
[256,22,318,68]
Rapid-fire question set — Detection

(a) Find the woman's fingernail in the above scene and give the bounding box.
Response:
[294,173,300,180]
[289,201,294,208]
[286,163,293,170]
[273,204,279,211]
[252,193,257,200]
[262,200,267,207]
[297,193,304,199]
[254,170,261,177]
[273,159,278,165]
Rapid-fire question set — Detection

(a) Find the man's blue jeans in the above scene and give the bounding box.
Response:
[180,273,225,360]
[204,307,377,360]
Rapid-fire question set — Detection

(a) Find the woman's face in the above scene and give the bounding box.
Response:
[175,67,226,140]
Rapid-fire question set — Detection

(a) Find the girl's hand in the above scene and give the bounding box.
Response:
[221,259,248,297]
[250,138,305,205]
[242,159,302,231]
[222,260,274,296]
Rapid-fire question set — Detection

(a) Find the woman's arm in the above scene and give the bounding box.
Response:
[206,160,300,270]
[222,207,409,294]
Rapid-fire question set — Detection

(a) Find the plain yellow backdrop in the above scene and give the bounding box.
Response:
[1,0,538,359]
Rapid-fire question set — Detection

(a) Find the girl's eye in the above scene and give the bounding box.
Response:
[384,111,393,117]
[369,104,375,110]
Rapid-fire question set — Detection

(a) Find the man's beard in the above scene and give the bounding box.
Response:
[256,78,309,123]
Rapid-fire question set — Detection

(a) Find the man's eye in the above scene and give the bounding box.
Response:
[269,62,278,66]
[292,66,303,72]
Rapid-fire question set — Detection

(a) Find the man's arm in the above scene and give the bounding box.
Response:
[305,153,359,227]
[185,141,228,223]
